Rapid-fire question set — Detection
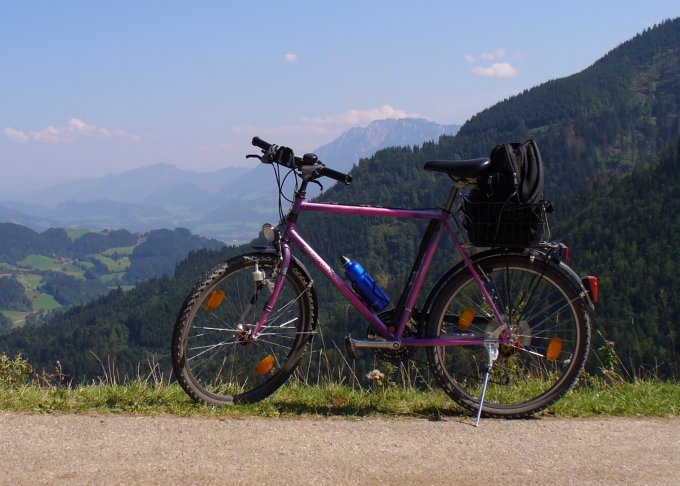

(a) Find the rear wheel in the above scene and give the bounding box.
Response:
[426,254,590,418]
[171,253,316,405]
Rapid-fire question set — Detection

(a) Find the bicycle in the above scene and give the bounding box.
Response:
[171,136,597,420]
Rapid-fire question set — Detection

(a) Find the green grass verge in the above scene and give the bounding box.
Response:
[1,380,679,418]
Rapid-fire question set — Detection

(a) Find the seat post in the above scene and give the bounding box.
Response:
[443,186,459,213]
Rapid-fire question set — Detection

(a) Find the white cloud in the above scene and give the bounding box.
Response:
[4,118,138,144]
[471,62,519,78]
[301,105,421,127]
[284,52,298,63]
[464,54,476,63]
[4,127,29,143]
[479,48,506,61]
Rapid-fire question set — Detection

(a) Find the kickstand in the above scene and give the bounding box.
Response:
[475,341,499,427]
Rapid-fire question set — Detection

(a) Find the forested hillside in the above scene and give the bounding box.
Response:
[1,19,679,381]
[437,18,680,197]
[554,137,680,375]
[0,225,224,331]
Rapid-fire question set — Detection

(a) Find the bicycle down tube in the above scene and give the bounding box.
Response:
[253,197,509,348]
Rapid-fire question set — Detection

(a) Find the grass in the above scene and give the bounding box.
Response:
[0,310,29,326]
[17,254,63,271]
[66,228,100,241]
[102,245,137,257]
[1,353,679,419]
[89,254,130,272]
[1,376,679,418]
[32,293,61,312]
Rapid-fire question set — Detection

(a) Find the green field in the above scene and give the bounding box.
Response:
[103,245,137,257]
[32,293,61,312]
[90,254,131,273]
[17,255,63,271]
[0,310,28,327]
[16,274,43,291]
[66,228,100,241]
[101,272,125,284]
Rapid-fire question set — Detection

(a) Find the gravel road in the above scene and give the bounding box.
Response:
[1,414,679,485]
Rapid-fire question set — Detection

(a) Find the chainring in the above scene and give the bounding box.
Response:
[366,310,420,361]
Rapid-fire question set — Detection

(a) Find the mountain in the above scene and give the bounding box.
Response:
[1,118,460,243]
[314,118,460,173]
[3,163,249,207]
[1,18,679,381]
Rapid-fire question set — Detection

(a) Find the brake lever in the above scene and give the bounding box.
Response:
[246,154,271,164]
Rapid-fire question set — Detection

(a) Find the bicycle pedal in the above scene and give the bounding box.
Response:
[344,335,358,360]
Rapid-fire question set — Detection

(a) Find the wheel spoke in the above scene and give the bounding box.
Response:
[172,254,315,406]
[427,254,589,418]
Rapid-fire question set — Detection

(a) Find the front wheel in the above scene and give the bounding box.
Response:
[171,253,317,406]
[426,254,590,418]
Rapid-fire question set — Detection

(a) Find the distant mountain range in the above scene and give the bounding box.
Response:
[314,118,460,173]
[0,118,459,243]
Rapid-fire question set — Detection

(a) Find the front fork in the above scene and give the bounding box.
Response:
[251,243,292,337]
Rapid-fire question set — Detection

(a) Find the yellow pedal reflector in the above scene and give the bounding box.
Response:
[546,337,562,362]
[204,289,225,312]
[255,355,275,376]
[459,308,475,330]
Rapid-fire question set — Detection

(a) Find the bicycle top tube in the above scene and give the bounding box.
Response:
[296,200,448,221]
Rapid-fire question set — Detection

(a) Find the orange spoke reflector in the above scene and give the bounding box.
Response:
[255,355,275,376]
[459,308,475,330]
[546,337,563,361]
[204,289,225,312]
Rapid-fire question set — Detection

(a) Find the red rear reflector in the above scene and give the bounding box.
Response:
[559,243,569,262]
[582,276,599,303]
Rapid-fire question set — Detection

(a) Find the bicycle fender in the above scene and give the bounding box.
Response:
[288,254,320,329]
[548,256,596,311]
[422,248,593,321]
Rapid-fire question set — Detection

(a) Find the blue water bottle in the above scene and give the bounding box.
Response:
[341,256,390,311]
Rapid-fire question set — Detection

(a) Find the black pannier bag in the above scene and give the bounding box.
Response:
[462,140,549,247]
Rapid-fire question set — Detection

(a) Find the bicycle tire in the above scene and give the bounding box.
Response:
[171,252,317,406]
[426,254,590,418]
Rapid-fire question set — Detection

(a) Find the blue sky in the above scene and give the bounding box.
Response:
[1,1,678,190]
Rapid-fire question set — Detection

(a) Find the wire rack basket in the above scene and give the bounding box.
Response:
[461,198,549,248]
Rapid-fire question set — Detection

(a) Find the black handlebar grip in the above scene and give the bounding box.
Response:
[320,167,352,185]
[252,136,272,151]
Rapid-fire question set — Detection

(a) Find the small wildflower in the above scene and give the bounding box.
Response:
[366,369,385,385]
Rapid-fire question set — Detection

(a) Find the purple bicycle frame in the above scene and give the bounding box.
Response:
[253,197,509,348]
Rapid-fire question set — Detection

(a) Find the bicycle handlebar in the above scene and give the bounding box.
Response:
[251,136,352,185]
[252,136,272,151]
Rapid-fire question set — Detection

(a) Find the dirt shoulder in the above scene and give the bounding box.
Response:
[1,414,679,485]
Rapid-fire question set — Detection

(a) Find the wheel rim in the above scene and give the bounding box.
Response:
[181,260,310,402]
[435,260,584,410]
